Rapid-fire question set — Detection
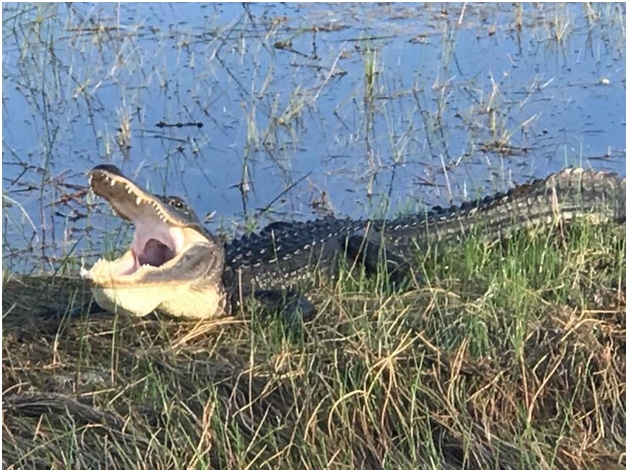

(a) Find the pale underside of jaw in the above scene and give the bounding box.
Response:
[82,223,222,318]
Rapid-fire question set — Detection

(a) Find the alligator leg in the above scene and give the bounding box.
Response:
[345,229,413,286]
[251,289,316,322]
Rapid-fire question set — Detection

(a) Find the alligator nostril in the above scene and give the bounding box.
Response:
[91,164,124,175]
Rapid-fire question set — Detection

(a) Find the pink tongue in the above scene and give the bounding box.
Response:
[138,239,174,267]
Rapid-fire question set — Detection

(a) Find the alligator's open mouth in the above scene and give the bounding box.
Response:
[81,165,224,318]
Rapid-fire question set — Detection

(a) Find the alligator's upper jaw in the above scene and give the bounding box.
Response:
[81,165,225,319]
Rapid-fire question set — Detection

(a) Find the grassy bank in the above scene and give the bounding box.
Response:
[2,220,625,469]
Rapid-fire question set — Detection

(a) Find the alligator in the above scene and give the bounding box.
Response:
[80,165,626,321]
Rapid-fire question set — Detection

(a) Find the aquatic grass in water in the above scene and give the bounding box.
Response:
[3,3,625,271]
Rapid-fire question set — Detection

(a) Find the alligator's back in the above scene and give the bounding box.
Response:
[224,217,366,292]
[376,167,625,257]
[224,168,625,294]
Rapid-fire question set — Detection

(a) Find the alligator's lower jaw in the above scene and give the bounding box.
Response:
[89,284,161,317]
[81,251,228,319]
[88,282,227,319]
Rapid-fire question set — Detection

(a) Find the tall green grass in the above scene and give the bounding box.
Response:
[3,220,625,469]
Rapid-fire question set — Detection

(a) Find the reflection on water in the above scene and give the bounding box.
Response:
[2,2,626,272]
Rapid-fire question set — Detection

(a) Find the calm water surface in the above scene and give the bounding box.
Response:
[2,3,626,272]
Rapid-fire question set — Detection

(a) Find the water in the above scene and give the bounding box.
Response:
[2,3,625,273]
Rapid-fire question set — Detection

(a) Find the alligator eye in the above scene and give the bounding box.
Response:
[164,196,187,210]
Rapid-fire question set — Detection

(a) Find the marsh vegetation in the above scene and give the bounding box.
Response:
[2,3,626,469]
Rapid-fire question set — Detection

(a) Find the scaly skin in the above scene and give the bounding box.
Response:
[223,168,625,294]
[81,166,626,320]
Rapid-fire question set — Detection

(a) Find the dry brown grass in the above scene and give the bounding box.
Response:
[2,226,625,469]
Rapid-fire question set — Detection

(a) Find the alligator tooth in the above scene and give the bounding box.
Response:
[136,196,142,205]
[110,179,116,187]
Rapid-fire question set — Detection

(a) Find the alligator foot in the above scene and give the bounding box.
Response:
[252,289,316,322]
[345,230,412,286]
